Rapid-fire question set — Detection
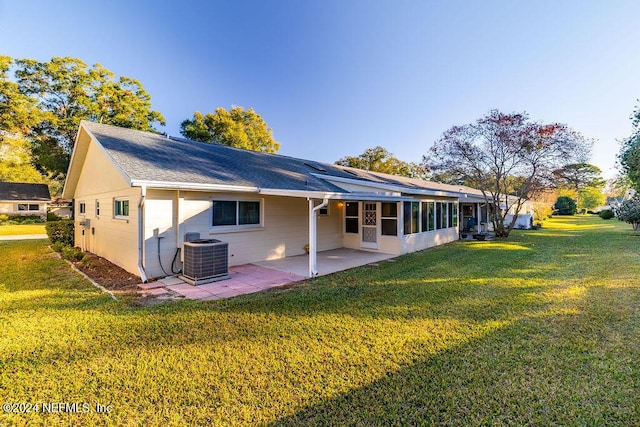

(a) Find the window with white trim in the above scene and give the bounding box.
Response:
[18,204,40,211]
[114,198,129,218]
[78,202,86,215]
[212,200,261,227]
[96,200,100,216]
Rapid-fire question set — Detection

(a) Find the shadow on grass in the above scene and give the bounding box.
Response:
[266,282,640,425]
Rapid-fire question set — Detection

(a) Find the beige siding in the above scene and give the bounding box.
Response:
[73,139,140,277]
[142,191,344,278]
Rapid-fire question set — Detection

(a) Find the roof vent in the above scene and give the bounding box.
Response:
[304,162,327,172]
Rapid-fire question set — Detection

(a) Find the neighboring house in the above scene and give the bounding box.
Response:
[49,198,73,219]
[0,182,50,219]
[63,121,495,281]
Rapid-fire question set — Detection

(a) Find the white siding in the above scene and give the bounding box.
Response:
[142,191,344,278]
[72,139,140,277]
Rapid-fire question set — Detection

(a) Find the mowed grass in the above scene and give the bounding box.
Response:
[2,216,640,425]
[0,223,46,235]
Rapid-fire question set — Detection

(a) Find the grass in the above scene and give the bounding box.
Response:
[0,223,46,235]
[1,215,640,425]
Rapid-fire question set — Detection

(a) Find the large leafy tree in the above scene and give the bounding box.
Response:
[578,186,606,213]
[180,107,280,153]
[335,146,429,179]
[424,110,590,237]
[553,162,605,209]
[553,163,605,192]
[0,56,45,183]
[618,101,640,190]
[5,56,165,180]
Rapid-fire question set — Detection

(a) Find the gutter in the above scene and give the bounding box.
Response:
[137,185,148,283]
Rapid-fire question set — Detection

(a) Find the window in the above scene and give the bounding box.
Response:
[451,203,458,227]
[212,200,261,227]
[448,203,454,228]
[114,199,129,218]
[18,204,40,211]
[421,202,434,232]
[403,201,419,235]
[78,202,86,215]
[435,202,442,230]
[381,202,397,236]
[345,202,358,234]
[96,200,100,216]
[238,201,260,225]
[436,202,447,230]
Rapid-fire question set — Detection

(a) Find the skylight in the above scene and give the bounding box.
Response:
[304,162,327,172]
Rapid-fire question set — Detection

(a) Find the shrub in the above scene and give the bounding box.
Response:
[45,220,74,246]
[51,241,66,253]
[47,211,62,221]
[62,246,85,262]
[554,196,577,215]
[7,214,45,223]
[0,214,8,224]
[616,195,640,231]
[599,209,615,220]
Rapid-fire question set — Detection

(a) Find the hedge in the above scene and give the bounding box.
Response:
[45,220,74,246]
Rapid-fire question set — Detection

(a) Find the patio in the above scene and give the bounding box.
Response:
[138,248,397,301]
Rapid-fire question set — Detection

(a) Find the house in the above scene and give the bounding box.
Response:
[63,121,493,282]
[0,182,51,219]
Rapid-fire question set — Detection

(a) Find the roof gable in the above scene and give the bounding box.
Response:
[0,182,50,201]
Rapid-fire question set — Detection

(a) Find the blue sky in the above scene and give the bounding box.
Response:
[2,1,639,179]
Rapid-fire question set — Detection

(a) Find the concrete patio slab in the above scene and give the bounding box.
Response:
[136,248,387,301]
[254,248,396,277]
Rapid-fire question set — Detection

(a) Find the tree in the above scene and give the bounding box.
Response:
[554,196,577,215]
[578,187,605,213]
[10,56,164,179]
[553,163,605,209]
[424,110,590,237]
[0,56,45,183]
[605,175,632,199]
[335,146,429,179]
[616,194,640,230]
[180,107,280,153]
[618,101,640,190]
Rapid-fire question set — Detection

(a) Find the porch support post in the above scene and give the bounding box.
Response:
[476,203,481,233]
[308,198,329,278]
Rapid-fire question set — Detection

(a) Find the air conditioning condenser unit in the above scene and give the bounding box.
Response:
[179,239,229,285]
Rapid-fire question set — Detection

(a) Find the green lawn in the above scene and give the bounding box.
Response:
[0,223,46,235]
[1,216,639,425]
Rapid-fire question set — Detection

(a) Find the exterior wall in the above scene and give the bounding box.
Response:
[0,201,48,218]
[400,227,458,253]
[341,199,459,256]
[142,191,343,279]
[72,140,140,277]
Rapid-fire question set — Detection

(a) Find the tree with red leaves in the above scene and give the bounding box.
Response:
[424,110,590,237]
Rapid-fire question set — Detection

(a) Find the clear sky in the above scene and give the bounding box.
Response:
[2,0,639,179]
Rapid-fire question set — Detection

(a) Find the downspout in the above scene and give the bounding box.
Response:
[137,185,148,283]
[308,198,329,278]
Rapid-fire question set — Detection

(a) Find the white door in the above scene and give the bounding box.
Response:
[361,202,378,249]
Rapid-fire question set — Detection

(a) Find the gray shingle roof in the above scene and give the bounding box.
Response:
[0,182,51,201]
[82,122,475,197]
